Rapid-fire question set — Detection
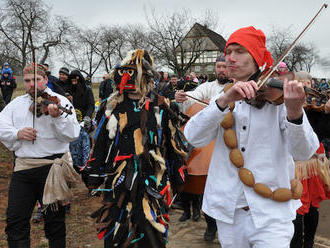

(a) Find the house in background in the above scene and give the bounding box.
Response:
[175,23,226,77]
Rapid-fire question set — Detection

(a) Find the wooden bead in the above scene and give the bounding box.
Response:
[238,168,255,187]
[272,188,292,202]
[223,129,237,149]
[229,149,244,168]
[221,112,235,129]
[229,102,235,111]
[291,179,303,200]
[254,183,273,198]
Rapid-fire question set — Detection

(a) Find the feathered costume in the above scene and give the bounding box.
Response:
[85,49,189,247]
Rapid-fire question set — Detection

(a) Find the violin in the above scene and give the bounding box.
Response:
[29,91,73,117]
[259,73,329,112]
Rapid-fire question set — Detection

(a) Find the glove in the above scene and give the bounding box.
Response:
[83,116,92,130]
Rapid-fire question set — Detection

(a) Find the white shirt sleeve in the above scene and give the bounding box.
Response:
[184,98,229,147]
[50,97,80,142]
[281,108,319,160]
[0,103,22,151]
[182,83,210,113]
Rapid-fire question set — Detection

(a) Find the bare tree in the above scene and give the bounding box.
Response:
[97,26,128,73]
[268,26,319,72]
[145,8,218,77]
[0,0,71,73]
[62,27,104,77]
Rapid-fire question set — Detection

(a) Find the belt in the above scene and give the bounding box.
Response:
[242,206,250,211]
[41,153,64,160]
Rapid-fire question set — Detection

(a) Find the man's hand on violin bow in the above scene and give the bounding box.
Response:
[175,90,188,103]
[284,79,305,121]
[216,81,258,108]
[17,127,37,141]
[48,104,62,118]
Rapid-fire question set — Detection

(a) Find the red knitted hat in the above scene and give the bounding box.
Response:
[23,63,47,77]
[225,26,273,71]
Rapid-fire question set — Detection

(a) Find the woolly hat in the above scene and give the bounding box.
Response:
[216,56,226,63]
[278,62,288,69]
[59,67,70,76]
[23,63,47,77]
[225,26,273,71]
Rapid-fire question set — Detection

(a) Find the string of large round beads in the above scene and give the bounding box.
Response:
[220,83,303,202]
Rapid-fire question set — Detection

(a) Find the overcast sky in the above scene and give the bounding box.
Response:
[45,0,330,77]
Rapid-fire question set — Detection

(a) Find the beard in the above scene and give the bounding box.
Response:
[217,73,229,84]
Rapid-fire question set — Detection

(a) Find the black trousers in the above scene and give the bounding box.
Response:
[181,192,200,213]
[290,206,319,248]
[2,89,13,104]
[6,165,66,248]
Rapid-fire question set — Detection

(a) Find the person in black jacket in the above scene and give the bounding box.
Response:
[57,67,72,94]
[161,74,179,100]
[68,70,95,129]
[98,74,113,102]
[0,72,16,104]
[42,63,65,96]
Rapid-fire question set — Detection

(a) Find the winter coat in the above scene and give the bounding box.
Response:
[0,77,16,94]
[99,79,113,101]
[68,70,95,120]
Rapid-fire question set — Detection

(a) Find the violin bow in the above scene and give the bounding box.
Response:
[184,94,209,106]
[32,48,38,144]
[257,3,328,88]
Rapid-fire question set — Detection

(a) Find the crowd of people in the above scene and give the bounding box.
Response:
[0,25,330,248]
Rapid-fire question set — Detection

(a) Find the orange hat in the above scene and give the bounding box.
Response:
[225,26,273,71]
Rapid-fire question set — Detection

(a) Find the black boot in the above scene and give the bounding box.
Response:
[192,207,200,221]
[192,195,201,221]
[204,214,217,242]
[8,239,30,248]
[179,210,191,222]
[49,238,66,248]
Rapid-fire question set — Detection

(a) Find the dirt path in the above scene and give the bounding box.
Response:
[1,154,330,247]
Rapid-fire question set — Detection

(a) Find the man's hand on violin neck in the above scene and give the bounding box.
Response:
[48,104,62,118]
[216,81,258,108]
[17,127,37,141]
[284,79,305,120]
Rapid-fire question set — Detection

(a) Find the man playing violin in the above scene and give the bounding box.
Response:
[184,26,319,248]
[0,63,80,248]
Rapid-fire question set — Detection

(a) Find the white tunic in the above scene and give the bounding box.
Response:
[184,97,319,228]
[0,88,80,158]
[182,80,225,113]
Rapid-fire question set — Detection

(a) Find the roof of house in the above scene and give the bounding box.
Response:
[190,23,227,51]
